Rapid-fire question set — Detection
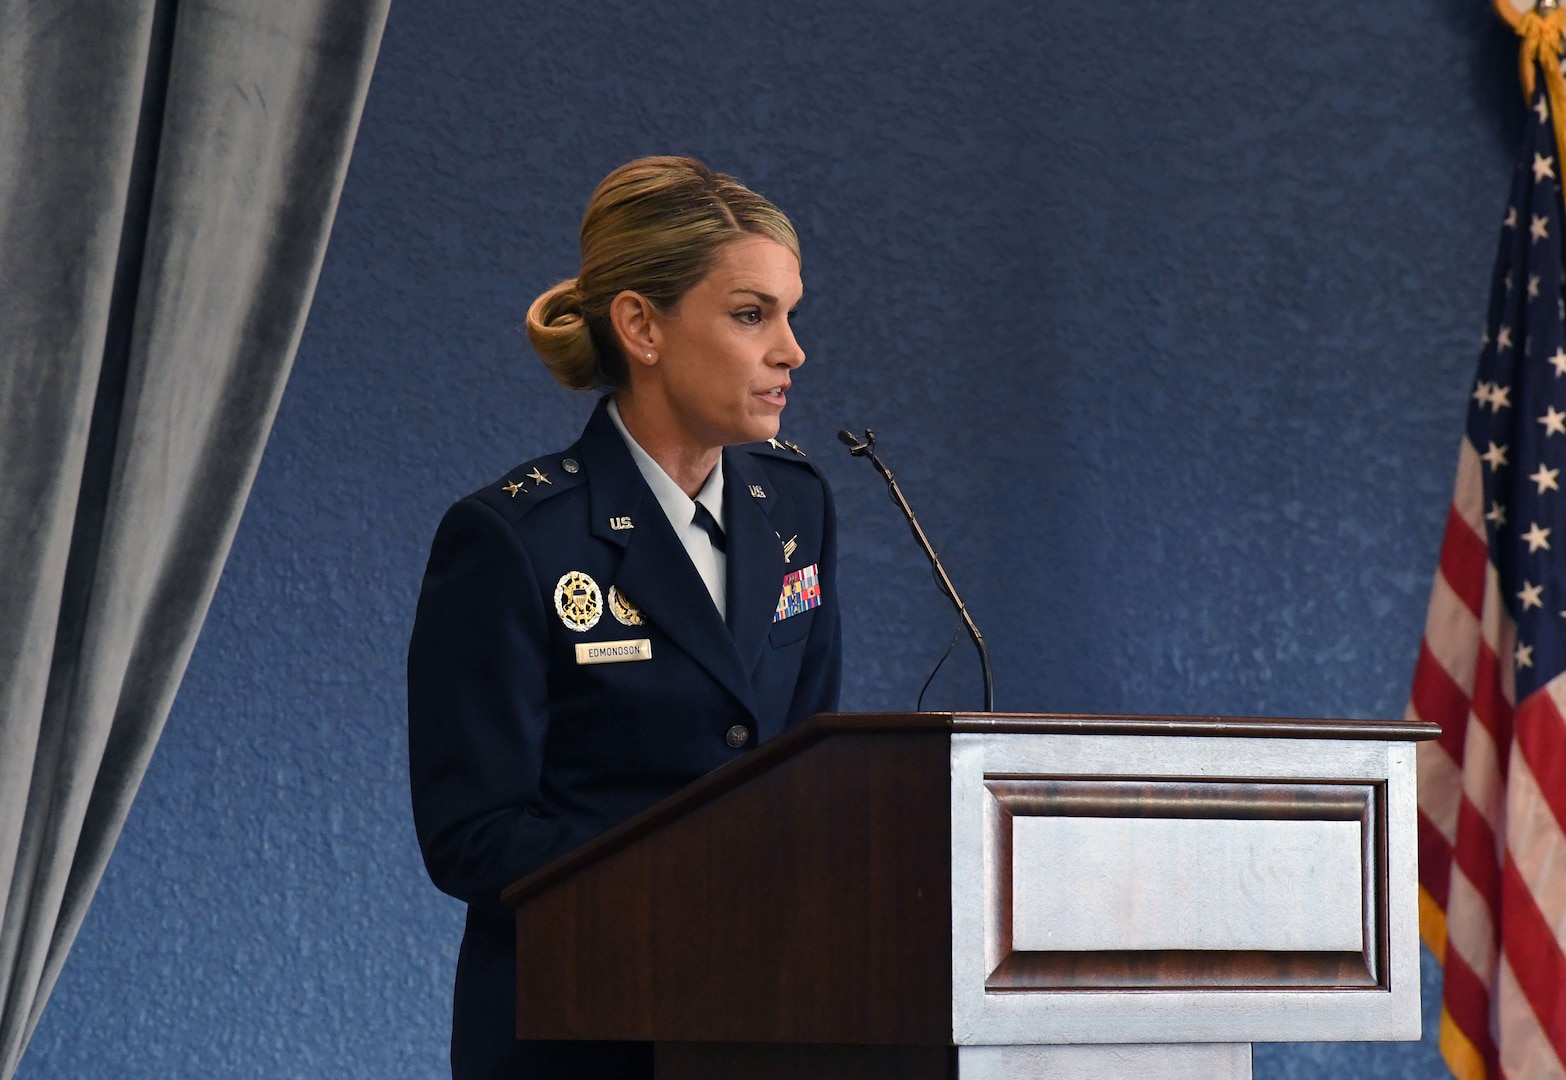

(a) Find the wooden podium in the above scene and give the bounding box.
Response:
[501,713,1436,1079]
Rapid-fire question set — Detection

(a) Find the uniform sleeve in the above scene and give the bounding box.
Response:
[785,470,843,726]
[407,497,593,914]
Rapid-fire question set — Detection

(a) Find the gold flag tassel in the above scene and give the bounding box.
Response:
[1498,0,1566,169]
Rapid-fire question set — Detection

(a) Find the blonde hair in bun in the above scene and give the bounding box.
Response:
[524,278,598,390]
[526,156,800,390]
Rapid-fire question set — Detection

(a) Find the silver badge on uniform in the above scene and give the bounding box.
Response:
[608,585,645,626]
[554,571,602,632]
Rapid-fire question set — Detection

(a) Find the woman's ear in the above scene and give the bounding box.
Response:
[609,291,661,370]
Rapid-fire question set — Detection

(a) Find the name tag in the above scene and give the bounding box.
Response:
[575,638,653,665]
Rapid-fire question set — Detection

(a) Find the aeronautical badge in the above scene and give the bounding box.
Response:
[773,563,822,622]
[767,437,807,457]
[554,571,602,632]
[608,585,644,627]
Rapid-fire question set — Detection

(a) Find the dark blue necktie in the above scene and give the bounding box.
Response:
[692,502,726,554]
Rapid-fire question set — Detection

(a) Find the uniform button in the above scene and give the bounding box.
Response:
[725,724,750,748]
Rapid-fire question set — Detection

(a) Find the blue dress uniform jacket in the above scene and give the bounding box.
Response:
[407,396,842,1080]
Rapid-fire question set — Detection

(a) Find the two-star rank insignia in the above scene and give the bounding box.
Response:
[502,480,523,497]
[528,467,551,486]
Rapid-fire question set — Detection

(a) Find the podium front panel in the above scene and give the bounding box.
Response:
[949,732,1420,1045]
[1009,811,1367,952]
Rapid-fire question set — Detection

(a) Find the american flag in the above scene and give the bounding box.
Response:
[1413,76,1566,1078]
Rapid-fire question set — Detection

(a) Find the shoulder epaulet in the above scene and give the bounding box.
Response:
[473,452,585,519]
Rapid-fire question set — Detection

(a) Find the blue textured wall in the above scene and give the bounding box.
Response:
[18,1,1528,1076]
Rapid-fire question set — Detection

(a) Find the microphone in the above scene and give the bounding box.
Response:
[837,428,995,712]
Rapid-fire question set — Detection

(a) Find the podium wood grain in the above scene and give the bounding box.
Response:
[510,728,955,1044]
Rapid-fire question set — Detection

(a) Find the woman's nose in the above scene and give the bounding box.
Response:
[777,326,805,368]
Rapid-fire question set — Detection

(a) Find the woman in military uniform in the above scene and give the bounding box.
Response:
[407,157,842,1080]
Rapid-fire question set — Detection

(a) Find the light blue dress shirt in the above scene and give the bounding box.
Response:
[606,397,727,619]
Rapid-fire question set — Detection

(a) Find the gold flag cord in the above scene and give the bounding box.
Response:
[1499,0,1566,170]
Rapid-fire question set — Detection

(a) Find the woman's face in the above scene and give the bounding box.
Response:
[647,235,805,449]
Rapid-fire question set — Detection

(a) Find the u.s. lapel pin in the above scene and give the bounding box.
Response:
[749,484,766,499]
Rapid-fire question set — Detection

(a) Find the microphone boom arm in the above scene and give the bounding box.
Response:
[839,428,995,712]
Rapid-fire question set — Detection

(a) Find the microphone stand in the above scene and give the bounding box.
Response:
[839,428,995,713]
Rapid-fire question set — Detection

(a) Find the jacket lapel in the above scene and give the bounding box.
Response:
[723,447,786,678]
[578,399,760,721]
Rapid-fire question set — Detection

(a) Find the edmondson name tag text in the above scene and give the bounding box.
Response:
[574,638,652,665]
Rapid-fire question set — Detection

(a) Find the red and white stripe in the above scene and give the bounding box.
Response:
[1415,437,1566,1079]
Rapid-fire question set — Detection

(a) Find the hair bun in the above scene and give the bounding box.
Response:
[544,279,585,322]
[526,278,602,390]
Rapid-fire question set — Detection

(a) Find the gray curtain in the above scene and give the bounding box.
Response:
[0,1,389,1073]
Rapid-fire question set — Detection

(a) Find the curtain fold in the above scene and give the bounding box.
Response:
[0,1,390,1073]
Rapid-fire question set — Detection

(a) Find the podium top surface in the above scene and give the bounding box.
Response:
[501,711,1437,906]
